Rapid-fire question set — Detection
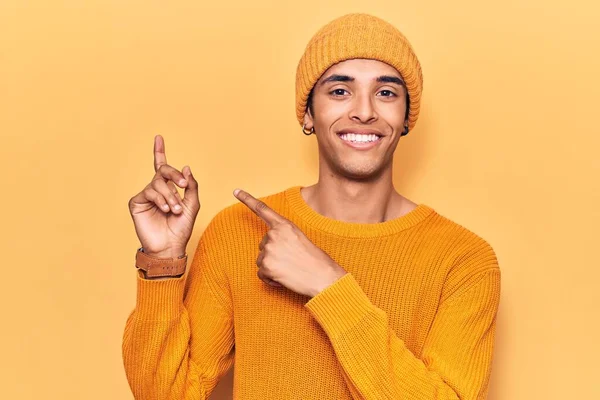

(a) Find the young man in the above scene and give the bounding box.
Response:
[123,13,501,399]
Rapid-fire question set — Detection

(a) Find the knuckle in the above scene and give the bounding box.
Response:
[263,242,274,252]
[159,164,173,177]
[142,188,153,198]
[167,181,178,194]
[255,201,267,213]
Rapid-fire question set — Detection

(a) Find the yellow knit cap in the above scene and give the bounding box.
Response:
[295,13,424,133]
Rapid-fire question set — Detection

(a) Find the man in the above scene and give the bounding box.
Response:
[123,13,501,400]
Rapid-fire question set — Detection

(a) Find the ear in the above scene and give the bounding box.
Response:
[401,120,409,135]
[303,109,314,130]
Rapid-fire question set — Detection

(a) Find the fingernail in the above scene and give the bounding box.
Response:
[180,179,187,185]
[174,204,181,210]
[233,189,240,196]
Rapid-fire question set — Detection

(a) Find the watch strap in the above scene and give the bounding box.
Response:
[135,247,187,278]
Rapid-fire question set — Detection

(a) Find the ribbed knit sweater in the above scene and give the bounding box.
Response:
[122,185,501,399]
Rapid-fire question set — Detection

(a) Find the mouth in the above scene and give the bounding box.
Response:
[336,132,383,150]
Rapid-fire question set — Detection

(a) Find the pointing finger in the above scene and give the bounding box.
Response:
[182,165,200,209]
[154,134,167,172]
[233,188,285,228]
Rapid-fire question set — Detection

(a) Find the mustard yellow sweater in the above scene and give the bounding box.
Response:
[122,185,501,399]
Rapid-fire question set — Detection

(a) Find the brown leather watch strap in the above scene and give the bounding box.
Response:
[135,247,187,278]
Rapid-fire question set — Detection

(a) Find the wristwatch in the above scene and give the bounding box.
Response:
[135,246,188,278]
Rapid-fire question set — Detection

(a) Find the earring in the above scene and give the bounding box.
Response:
[302,124,315,135]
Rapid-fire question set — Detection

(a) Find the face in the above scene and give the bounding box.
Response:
[303,58,408,181]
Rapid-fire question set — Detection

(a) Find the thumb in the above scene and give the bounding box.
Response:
[181,165,200,208]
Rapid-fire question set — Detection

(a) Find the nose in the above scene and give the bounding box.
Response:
[349,91,378,124]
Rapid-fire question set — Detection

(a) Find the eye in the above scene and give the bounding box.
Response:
[377,90,397,97]
[329,88,349,96]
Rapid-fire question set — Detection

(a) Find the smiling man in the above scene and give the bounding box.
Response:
[123,13,501,400]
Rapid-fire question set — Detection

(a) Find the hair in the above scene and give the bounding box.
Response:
[305,87,411,133]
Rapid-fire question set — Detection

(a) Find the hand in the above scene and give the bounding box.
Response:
[233,188,347,298]
[128,135,201,258]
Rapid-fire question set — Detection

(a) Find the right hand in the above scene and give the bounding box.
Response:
[128,135,201,258]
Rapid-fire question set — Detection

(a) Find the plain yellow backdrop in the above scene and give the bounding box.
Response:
[1,1,598,399]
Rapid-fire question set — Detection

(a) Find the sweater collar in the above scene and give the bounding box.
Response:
[284,185,434,238]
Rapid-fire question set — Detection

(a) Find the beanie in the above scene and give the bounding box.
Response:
[295,13,424,134]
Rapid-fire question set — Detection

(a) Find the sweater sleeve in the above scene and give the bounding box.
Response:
[304,264,501,400]
[121,222,235,399]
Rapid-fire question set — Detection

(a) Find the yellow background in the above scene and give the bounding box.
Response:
[1,1,598,399]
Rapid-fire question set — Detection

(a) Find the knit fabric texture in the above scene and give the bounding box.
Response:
[295,13,424,132]
[122,185,501,399]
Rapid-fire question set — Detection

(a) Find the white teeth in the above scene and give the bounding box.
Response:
[339,133,379,142]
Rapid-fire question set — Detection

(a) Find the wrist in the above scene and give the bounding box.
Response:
[311,267,347,298]
[142,247,186,259]
[136,247,188,279]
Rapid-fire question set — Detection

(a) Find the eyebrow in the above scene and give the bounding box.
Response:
[318,74,406,87]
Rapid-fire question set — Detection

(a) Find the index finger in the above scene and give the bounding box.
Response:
[154,134,167,172]
[233,188,286,228]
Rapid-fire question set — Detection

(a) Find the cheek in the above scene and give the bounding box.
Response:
[378,103,406,126]
[313,96,346,120]
[315,109,349,137]
[317,104,344,123]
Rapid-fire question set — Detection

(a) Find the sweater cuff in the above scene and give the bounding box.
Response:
[304,273,374,339]
[134,269,186,321]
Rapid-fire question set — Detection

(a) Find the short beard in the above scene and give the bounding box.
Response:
[327,152,387,182]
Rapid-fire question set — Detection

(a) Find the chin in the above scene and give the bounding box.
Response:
[337,162,383,180]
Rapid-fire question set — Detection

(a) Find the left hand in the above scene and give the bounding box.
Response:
[233,188,347,298]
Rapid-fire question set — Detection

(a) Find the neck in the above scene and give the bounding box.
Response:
[301,167,416,224]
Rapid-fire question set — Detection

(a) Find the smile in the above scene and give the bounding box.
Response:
[337,133,383,150]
